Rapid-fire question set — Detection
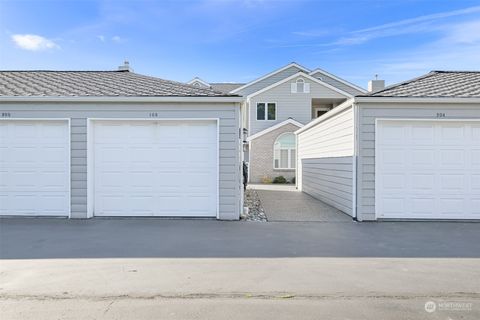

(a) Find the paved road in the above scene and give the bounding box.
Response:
[1,218,480,258]
[1,218,480,319]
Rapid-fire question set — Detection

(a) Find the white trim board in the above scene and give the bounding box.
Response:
[247,118,304,141]
[246,72,354,100]
[231,62,310,94]
[309,68,367,94]
[86,118,220,219]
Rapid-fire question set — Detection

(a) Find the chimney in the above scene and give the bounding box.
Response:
[118,60,133,72]
[368,74,385,92]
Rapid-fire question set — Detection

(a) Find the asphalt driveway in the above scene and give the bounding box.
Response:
[1,218,479,259]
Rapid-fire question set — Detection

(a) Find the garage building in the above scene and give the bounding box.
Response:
[296,71,480,221]
[0,68,243,219]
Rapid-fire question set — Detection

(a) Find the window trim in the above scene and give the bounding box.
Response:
[296,78,305,93]
[273,132,296,170]
[256,102,277,121]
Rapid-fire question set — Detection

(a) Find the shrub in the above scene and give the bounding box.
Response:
[261,175,273,184]
[273,176,287,184]
[291,177,296,184]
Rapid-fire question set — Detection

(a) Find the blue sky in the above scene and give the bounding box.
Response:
[1,0,479,88]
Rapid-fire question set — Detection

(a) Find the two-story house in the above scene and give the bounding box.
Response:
[188,62,367,183]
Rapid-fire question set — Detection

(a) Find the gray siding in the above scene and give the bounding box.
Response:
[301,157,353,215]
[0,102,242,220]
[235,65,305,97]
[357,102,480,221]
[249,74,348,135]
[310,70,365,96]
[297,106,354,216]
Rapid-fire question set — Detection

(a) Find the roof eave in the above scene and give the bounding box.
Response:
[0,96,244,103]
[354,96,480,103]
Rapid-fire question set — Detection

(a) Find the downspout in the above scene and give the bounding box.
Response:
[352,101,359,221]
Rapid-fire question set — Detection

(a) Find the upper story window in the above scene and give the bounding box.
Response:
[256,102,276,121]
[291,78,310,93]
[274,133,296,169]
[296,78,305,93]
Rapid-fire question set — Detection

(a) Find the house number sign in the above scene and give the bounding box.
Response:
[1,112,11,117]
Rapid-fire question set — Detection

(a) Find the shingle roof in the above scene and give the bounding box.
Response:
[363,71,480,98]
[0,70,238,97]
[210,83,245,93]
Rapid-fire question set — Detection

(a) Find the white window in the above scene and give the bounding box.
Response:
[256,102,276,120]
[273,132,296,169]
[290,78,310,93]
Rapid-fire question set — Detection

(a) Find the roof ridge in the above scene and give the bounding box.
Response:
[431,70,480,73]
[0,70,123,72]
[364,71,438,96]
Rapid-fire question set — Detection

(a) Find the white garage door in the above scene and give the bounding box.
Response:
[0,120,70,216]
[376,120,480,219]
[93,120,218,217]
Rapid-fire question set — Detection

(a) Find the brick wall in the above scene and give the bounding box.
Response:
[249,123,300,183]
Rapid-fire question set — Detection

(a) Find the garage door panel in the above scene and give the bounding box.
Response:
[411,174,435,191]
[472,200,480,214]
[439,198,464,215]
[472,175,480,190]
[93,120,217,217]
[472,150,480,167]
[381,198,405,215]
[440,124,466,142]
[377,120,480,219]
[412,125,435,144]
[411,198,435,215]
[411,149,435,167]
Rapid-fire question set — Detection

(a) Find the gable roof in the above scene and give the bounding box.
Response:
[230,62,309,94]
[246,71,354,100]
[309,68,367,94]
[187,77,211,87]
[247,118,304,141]
[0,70,238,97]
[361,71,480,98]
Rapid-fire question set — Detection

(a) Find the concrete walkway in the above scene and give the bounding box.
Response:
[249,184,351,222]
[2,258,480,319]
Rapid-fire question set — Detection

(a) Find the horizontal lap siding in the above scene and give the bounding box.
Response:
[309,71,364,96]
[235,65,304,97]
[297,106,355,216]
[357,102,480,221]
[0,102,241,220]
[249,75,348,135]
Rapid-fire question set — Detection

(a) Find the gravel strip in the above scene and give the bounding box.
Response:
[241,189,267,222]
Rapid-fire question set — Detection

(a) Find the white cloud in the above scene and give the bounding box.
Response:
[334,5,480,46]
[111,35,125,43]
[97,35,105,42]
[11,34,59,51]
